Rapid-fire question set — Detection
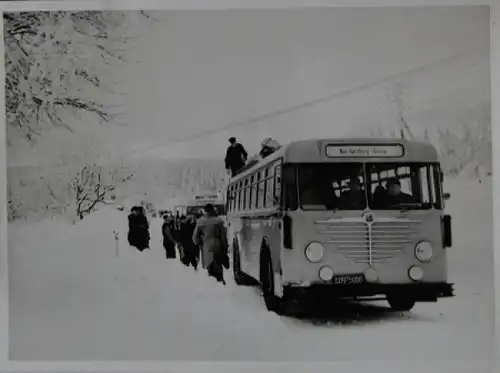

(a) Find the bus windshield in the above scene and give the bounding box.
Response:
[186,204,225,216]
[297,163,442,211]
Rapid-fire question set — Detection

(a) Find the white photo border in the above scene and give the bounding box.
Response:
[0,0,496,372]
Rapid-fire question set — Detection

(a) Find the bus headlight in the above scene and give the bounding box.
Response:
[305,242,325,263]
[415,241,434,262]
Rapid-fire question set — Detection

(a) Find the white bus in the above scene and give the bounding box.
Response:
[186,192,226,216]
[226,138,454,313]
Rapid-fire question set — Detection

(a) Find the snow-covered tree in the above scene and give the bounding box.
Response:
[4,10,156,141]
[69,163,134,220]
[437,102,491,176]
[385,81,415,140]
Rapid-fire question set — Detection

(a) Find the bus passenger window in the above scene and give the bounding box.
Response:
[419,166,431,205]
[238,182,242,211]
[243,179,249,210]
[257,173,266,209]
[266,167,274,207]
[432,166,443,209]
[274,165,282,207]
[248,175,254,209]
[262,168,269,208]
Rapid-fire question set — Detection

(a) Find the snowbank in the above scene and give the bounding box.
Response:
[7,178,494,361]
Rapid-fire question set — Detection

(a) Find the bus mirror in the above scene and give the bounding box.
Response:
[443,192,450,201]
[442,215,452,248]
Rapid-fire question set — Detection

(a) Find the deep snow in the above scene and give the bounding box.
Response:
[7,178,494,363]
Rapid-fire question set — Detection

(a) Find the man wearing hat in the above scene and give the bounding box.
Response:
[224,137,248,176]
[385,178,414,205]
[192,203,229,285]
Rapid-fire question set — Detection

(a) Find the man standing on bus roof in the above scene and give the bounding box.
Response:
[224,137,248,176]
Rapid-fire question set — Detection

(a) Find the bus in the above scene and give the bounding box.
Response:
[226,138,454,313]
[186,192,226,217]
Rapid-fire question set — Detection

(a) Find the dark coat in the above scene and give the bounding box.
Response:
[180,220,197,251]
[162,221,176,250]
[128,214,150,250]
[225,143,248,174]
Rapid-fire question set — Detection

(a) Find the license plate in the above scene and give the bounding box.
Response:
[333,275,364,285]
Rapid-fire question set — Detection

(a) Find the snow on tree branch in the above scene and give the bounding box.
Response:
[4,10,156,140]
[438,102,491,175]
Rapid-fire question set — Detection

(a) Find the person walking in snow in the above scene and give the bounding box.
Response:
[127,206,150,252]
[162,214,177,259]
[192,203,229,285]
[224,137,248,177]
[179,214,199,270]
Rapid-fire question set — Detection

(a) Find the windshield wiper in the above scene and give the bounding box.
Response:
[398,202,423,213]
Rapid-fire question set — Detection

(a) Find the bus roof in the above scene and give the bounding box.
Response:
[232,138,439,179]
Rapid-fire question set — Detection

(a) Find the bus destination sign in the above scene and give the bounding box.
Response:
[325,144,404,158]
[195,195,218,201]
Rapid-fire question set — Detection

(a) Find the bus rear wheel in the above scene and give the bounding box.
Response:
[260,249,284,314]
[387,294,416,312]
[232,239,253,286]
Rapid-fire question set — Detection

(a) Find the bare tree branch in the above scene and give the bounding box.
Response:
[69,163,134,219]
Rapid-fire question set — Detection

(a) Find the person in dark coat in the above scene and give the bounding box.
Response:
[224,137,248,177]
[339,177,366,209]
[128,206,150,251]
[385,178,414,205]
[162,214,177,259]
[192,203,229,285]
[179,215,199,270]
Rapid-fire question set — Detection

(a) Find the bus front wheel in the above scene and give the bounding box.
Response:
[387,295,416,312]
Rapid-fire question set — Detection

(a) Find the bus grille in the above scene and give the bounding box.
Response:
[317,219,421,264]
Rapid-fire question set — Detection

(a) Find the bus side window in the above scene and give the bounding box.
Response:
[419,166,431,204]
[266,167,274,207]
[252,172,260,208]
[432,165,443,209]
[257,171,265,209]
[231,185,236,212]
[237,181,242,211]
[243,178,249,210]
[233,185,237,211]
[249,175,255,209]
[274,164,282,207]
[263,168,269,208]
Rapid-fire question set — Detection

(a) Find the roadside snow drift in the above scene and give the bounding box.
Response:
[8,178,494,362]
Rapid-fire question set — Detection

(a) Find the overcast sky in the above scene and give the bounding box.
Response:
[118,6,489,160]
[6,6,491,166]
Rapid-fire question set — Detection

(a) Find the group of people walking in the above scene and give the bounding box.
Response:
[125,135,278,285]
[127,203,229,285]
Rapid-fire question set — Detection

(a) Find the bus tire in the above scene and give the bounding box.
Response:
[232,238,253,286]
[387,295,416,312]
[260,249,284,314]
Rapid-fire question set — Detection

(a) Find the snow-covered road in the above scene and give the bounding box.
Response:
[7,178,494,363]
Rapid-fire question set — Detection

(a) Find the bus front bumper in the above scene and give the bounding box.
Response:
[283,282,455,302]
